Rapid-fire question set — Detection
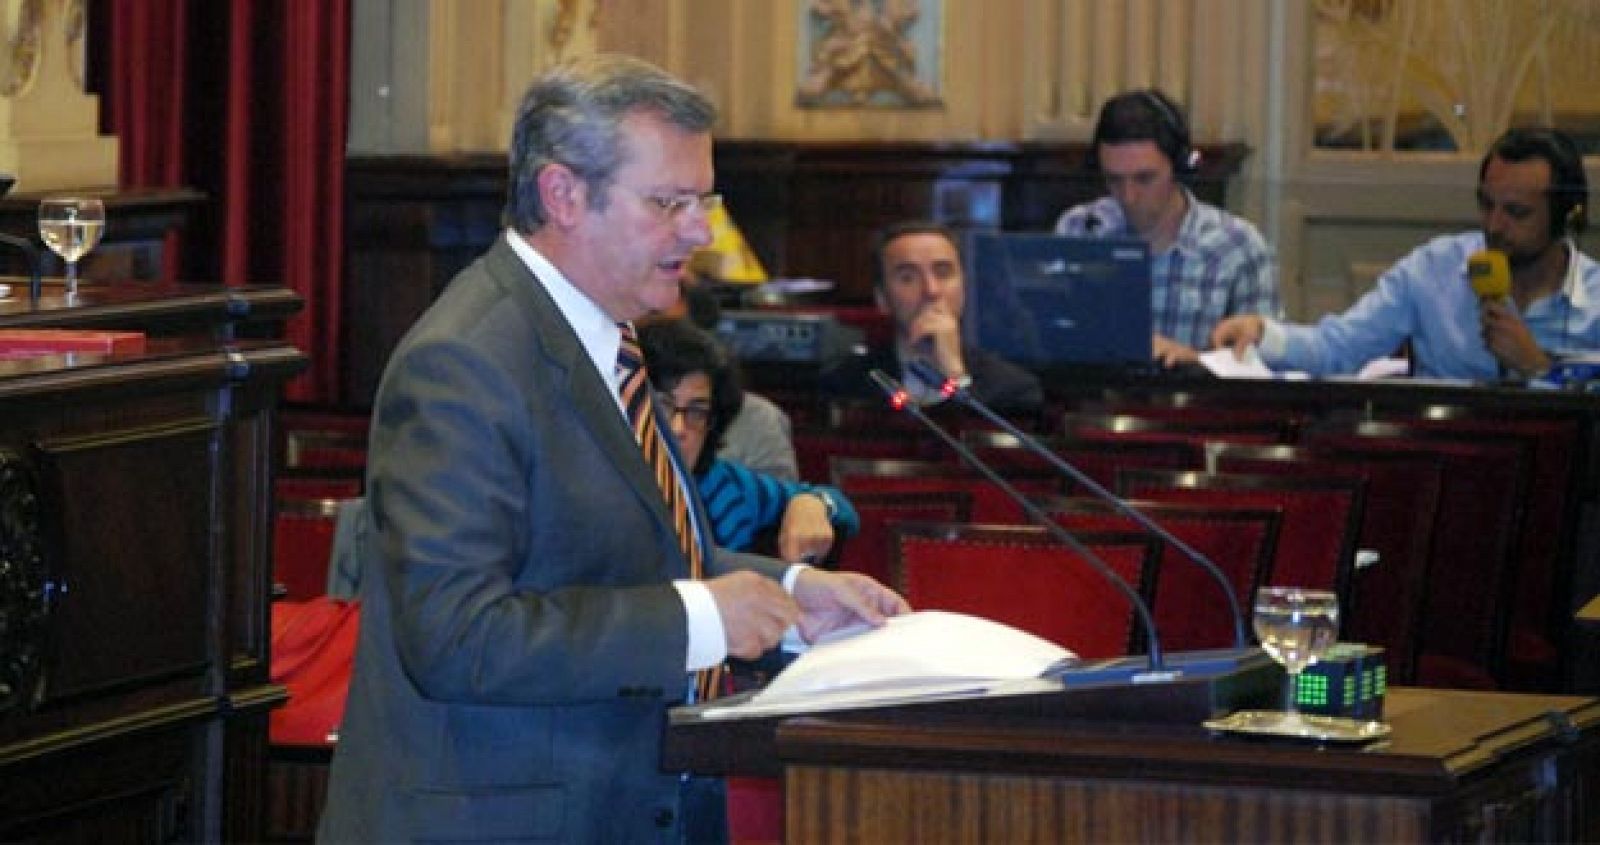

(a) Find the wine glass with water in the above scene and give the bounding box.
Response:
[38,196,105,299]
[1252,586,1340,729]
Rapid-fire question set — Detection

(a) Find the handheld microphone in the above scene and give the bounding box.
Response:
[1467,249,1511,301]
[904,359,1249,650]
[868,369,1172,676]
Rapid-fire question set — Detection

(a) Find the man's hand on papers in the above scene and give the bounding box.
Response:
[792,568,911,645]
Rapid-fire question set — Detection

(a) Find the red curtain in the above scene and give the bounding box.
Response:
[94,0,350,404]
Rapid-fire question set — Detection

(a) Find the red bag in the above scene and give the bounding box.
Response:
[269,598,360,747]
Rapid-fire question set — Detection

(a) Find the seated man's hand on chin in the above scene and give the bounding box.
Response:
[791,568,911,644]
[1152,333,1199,368]
[908,304,969,381]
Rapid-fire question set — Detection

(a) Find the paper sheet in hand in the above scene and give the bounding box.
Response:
[701,611,1075,720]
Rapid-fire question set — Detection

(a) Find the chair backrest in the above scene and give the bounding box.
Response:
[1367,408,1583,690]
[1114,469,1367,625]
[793,428,933,484]
[1304,423,1529,689]
[1061,411,1293,446]
[273,497,356,602]
[889,522,1161,658]
[1041,496,1282,653]
[961,429,1204,490]
[1074,400,1315,441]
[831,457,1062,523]
[1209,442,1445,685]
[836,490,974,585]
[285,429,369,470]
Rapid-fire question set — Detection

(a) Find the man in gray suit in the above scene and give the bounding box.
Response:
[319,54,908,843]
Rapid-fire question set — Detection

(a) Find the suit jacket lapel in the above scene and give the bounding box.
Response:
[483,239,690,578]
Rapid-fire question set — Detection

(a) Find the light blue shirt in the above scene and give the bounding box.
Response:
[1056,189,1282,349]
[1261,232,1600,379]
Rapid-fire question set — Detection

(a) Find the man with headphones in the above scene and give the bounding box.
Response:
[1213,128,1600,381]
[1056,88,1282,368]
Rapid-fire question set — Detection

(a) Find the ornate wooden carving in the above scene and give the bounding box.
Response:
[0,445,45,716]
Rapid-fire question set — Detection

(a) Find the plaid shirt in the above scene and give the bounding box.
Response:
[1054,190,1281,349]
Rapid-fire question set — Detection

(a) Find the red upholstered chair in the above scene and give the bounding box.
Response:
[961,429,1205,491]
[793,429,933,486]
[889,523,1161,658]
[275,474,363,500]
[835,490,974,585]
[1114,469,1367,623]
[285,429,369,470]
[1084,398,1316,435]
[1366,408,1582,691]
[831,457,1064,524]
[273,497,354,602]
[1305,423,1531,690]
[1209,443,1445,685]
[1061,411,1294,447]
[1042,497,1282,653]
[267,597,359,839]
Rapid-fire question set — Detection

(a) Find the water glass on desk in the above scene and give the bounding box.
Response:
[37,196,105,300]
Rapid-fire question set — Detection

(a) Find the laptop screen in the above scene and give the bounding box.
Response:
[963,232,1153,368]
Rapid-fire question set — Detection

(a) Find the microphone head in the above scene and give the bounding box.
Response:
[904,358,964,402]
[867,368,913,411]
[1467,249,1511,300]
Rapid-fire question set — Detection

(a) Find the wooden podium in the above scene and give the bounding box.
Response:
[671,686,1600,843]
[0,331,305,838]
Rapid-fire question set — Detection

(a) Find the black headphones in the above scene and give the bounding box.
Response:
[1483,128,1589,239]
[1087,88,1197,177]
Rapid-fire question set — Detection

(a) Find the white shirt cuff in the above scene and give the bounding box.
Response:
[1258,317,1289,361]
[780,564,809,653]
[673,580,727,671]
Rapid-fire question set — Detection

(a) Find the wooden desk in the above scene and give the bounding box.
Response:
[777,687,1600,843]
[0,336,306,841]
[0,279,301,339]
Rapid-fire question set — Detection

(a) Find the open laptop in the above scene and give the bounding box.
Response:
[963,232,1153,370]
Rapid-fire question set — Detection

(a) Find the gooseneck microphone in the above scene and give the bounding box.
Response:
[904,359,1249,650]
[868,369,1171,675]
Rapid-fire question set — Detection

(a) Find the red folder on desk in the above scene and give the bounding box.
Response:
[0,329,146,357]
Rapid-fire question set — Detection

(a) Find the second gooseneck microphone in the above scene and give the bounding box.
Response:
[868,368,1170,674]
[903,358,1249,650]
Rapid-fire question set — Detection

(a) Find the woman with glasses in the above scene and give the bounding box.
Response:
[637,317,858,564]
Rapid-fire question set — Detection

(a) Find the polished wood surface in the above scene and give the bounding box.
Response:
[780,688,1600,843]
[0,278,301,338]
[0,336,306,841]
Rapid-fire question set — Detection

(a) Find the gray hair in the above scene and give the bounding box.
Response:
[504,54,717,233]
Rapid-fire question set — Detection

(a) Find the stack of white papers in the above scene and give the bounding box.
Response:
[701,611,1074,720]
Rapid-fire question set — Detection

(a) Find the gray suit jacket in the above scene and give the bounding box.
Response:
[318,236,785,843]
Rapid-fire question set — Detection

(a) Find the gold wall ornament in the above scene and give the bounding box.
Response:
[1313,0,1600,153]
[0,0,116,190]
[62,0,80,91]
[797,0,941,108]
[0,0,41,98]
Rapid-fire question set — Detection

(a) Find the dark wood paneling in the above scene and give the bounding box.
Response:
[341,142,1248,408]
[778,688,1600,842]
[0,337,305,842]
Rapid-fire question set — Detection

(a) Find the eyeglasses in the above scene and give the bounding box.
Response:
[624,187,723,221]
[654,393,714,430]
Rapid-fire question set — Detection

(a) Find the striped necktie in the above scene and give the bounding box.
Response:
[615,323,722,701]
